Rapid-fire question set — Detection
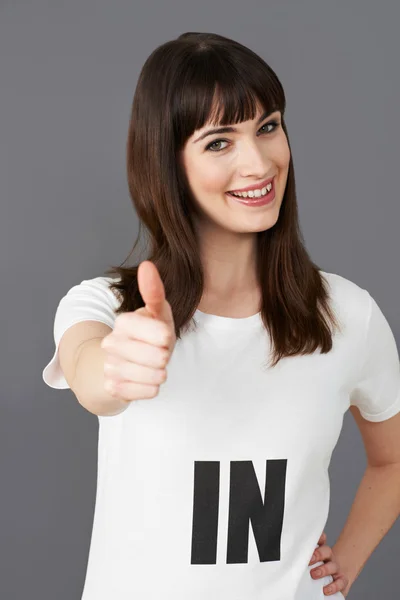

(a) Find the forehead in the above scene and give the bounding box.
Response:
[199,98,267,131]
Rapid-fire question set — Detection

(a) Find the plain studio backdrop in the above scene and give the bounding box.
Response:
[1,1,399,599]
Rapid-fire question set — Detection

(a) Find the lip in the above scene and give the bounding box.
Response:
[227,175,275,194]
[226,178,276,207]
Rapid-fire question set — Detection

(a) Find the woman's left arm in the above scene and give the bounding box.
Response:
[332,406,400,595]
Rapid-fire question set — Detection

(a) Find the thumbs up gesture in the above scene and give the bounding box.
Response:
[100,261,177,402]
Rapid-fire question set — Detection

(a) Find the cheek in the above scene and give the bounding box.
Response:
[194,164,230,194]
[276,136,291,168]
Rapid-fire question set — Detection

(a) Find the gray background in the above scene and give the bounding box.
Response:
[1,1,399,599]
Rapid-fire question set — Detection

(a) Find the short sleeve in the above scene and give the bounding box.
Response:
[350,292,400,422]
[42,276,121,390]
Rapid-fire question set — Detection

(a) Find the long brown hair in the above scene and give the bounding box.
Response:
[105,31,342,368]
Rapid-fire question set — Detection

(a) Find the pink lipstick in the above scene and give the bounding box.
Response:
[226,177,276,207]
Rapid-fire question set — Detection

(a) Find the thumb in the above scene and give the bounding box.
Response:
[137,261,175,327]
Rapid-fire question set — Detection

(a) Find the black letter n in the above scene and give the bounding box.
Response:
[227,459,287,563]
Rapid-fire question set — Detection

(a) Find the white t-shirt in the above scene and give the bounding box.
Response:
[42,271,400,600]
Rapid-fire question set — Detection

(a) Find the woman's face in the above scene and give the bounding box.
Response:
[180,103,291,235]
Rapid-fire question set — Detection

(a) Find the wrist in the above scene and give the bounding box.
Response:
[331,543,359,590]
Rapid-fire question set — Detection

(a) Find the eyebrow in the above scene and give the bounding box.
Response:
[193,109,280,143]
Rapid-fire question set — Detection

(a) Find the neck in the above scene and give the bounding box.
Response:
[196,223,260,317]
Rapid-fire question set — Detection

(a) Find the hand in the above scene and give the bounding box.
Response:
[100,260,177,402]
[309,532,350,597]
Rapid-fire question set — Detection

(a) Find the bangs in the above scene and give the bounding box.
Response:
[173,48,285,146]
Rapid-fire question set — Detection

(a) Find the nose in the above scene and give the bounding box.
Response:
[237,142,273,178]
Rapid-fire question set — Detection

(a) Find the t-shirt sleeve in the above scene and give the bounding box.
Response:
[349,292,400,422]
[42,276,120,390]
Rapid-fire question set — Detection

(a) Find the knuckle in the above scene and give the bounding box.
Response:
[159,348,170,367]
[158,325,172,347]
[103,336,121,354]
[104,378,118,396]
[158,368,167,383]
[101,335,113,350]
[114,313,129,330]
[104,361,117,375]
[148,385,159,398]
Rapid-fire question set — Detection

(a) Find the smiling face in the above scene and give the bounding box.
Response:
[180,101,291,236]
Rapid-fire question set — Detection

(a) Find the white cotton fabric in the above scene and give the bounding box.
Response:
[42,271,400,600]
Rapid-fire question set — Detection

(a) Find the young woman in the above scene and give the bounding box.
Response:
[43,32,400,599]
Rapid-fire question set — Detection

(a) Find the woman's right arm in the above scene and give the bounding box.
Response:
[57,262,176,418]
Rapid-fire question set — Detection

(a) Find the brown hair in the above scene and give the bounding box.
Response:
[105,31,342,368]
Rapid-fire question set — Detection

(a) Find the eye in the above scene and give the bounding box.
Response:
[205,119,280,153]
[259,119,279,135]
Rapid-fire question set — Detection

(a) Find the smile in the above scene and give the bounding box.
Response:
[227,175,275,196]
[226,178,276,207]
[228,181,272,199]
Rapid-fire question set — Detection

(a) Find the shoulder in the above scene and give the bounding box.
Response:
[319,269,371,331]
[53,274,124,332]
[60,274,123,307]
[319,269,370,305]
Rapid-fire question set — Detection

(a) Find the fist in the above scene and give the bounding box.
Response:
[100,260,177,402]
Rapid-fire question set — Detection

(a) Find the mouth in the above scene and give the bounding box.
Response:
[226,176,276,206]
[227,175,275,195]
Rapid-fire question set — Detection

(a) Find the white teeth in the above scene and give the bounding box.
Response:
[230,181,272,198]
